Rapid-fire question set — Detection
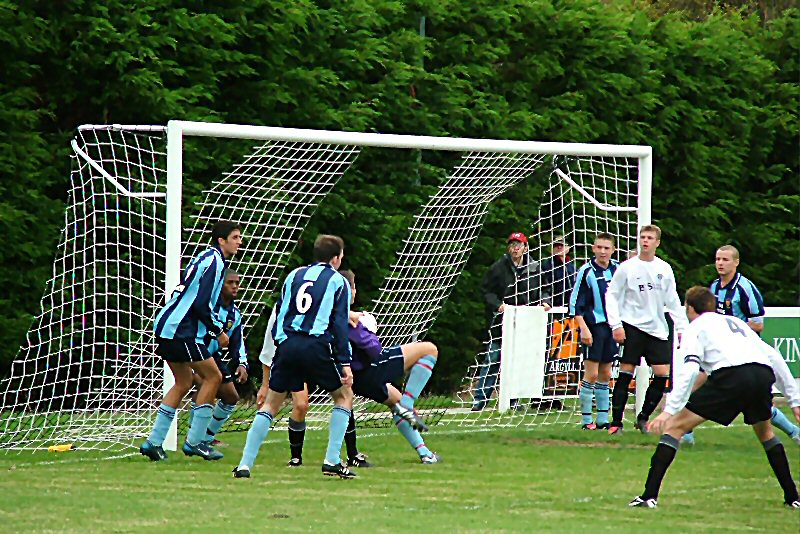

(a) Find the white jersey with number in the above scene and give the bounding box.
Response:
[665,313,777,414]
[258,307,278,367]
[604,256,688,340]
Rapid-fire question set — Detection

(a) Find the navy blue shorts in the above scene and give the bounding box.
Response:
[353,346,405,403]
[213,353,234,384]
[269,335,345,393]
[156,337,211,363]
[583,323,619,363]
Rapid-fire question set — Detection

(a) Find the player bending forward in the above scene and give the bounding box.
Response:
[630,286,800,509]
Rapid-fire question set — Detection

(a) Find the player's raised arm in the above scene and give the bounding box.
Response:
[761,341,800,414]
[663,329,702,416]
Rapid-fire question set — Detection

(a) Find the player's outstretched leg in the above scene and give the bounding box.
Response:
[610,368,634,434]
[630,434,679,508]
[770,406,800,445]
[631,409,704,508]
[753,421,800,506]
[393,415,441,464]
[400,342,438,411]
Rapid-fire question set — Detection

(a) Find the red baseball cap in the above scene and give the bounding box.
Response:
[507,232,527,244]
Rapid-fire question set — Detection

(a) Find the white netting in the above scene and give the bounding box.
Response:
[0,128,361,450]
[304,154,642,429]
[453,156,639,427]
[0,123,647,449]
[0,127,168,450]
[182,141,360,328]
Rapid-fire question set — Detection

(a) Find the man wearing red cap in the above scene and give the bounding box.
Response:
[472,232,550,411]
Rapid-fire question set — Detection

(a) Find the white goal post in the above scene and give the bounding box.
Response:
[0,120,653,452]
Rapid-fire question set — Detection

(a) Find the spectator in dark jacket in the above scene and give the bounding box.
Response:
[472,232,550,410]
[541,235,577,308]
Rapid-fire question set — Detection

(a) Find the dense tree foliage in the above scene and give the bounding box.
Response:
[1,1,797,391]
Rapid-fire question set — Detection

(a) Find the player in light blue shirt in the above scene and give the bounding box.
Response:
[187,270,249,445]
[710,245,765,333]
[234,235,357,479]
[569,233,619,430]
[140,221,242,462]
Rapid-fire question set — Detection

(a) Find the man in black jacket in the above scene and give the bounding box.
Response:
[472,232,550,411]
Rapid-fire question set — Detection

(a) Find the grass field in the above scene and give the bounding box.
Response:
[2,418,799,533]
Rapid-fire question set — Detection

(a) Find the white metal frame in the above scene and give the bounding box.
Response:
[154,120,653,448]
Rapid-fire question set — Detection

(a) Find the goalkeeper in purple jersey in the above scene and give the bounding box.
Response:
[341,270,441,465]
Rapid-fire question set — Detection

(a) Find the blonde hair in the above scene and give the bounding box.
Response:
[717,245,739,261]
[639,224,661,240]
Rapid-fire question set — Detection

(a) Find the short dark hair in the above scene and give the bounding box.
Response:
[339,269,355,289]
[685,286,716,314]
[224,269,240,280]
[595,232,615,246]
[210,221,241,244]
[313,234,344,262]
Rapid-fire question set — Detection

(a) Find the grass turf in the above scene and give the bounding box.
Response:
[1,419,798,532]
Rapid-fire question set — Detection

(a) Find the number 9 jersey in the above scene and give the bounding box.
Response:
[272,262,352,365]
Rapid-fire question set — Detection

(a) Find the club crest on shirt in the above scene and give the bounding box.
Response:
[657,274,663,280]
[226,320,234,331]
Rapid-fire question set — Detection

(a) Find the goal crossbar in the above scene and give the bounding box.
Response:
[168,120,652,158]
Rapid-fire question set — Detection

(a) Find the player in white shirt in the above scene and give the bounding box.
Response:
[629,286,800,509]
[604,225,689,434]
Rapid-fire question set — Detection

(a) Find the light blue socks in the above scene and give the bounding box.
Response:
[239,411,274,468]
[147,403,176,446]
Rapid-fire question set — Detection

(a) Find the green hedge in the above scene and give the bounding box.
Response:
[1,1,797,391]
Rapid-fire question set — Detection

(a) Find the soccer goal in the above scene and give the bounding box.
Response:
[0,121,652,452]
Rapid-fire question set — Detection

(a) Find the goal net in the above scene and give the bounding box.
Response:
[0,121,650,451]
